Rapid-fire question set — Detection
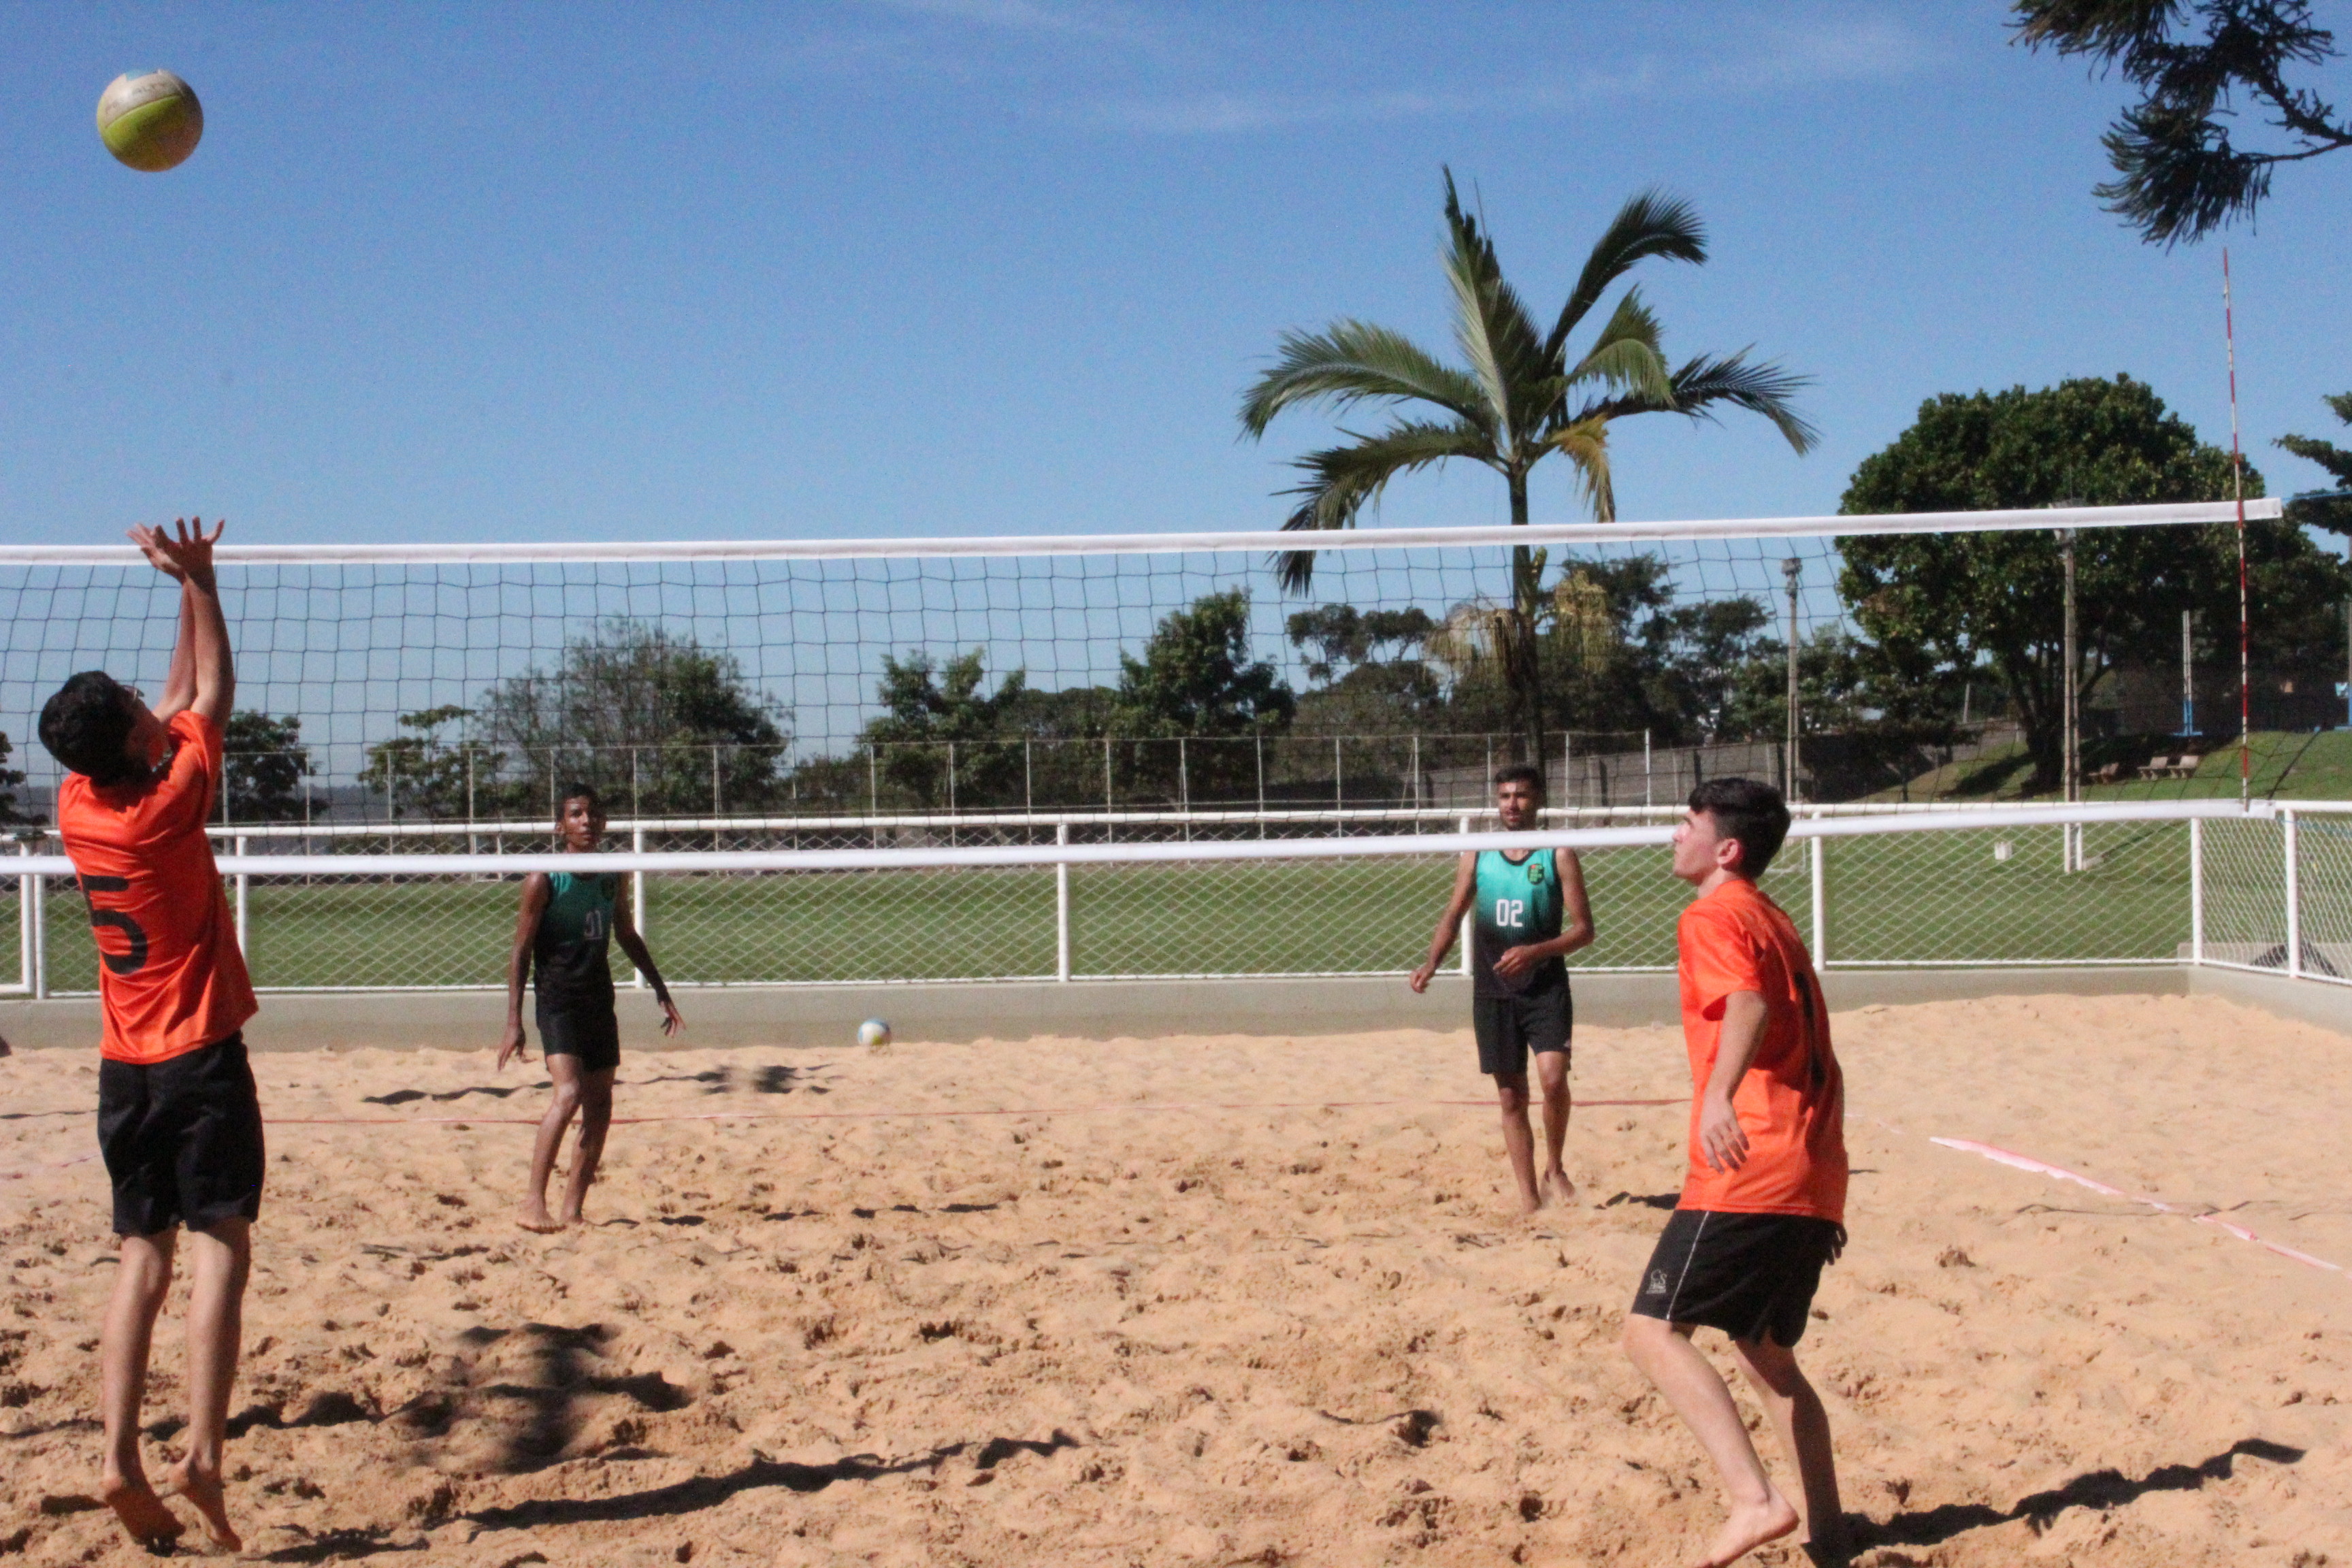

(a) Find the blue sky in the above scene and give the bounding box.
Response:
[3,1,2347,549]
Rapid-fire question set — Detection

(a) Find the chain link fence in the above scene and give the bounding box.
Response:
[11,804,2345,996]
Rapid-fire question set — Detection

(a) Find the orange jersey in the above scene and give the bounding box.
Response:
[56,710,257,1064]
[1675,877,1846,1222]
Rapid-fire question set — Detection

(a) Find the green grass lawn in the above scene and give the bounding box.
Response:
[23,820,2195,993]
[1886,729,2352,804]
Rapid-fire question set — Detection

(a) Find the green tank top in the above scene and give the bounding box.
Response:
[533,870,618,1011]
[1471,849,1567,997]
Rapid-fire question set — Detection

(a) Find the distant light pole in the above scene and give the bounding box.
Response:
[1782,558,1801,802]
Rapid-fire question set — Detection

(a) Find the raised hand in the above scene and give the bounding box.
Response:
[127,517,223,588]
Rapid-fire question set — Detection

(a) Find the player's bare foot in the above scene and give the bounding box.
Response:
[100,1471,184,1549]
[1694,1491,1799,1567]
[516,1201,564,1233]
[1541,1169,1577,1207]
[162,1456,242,1551]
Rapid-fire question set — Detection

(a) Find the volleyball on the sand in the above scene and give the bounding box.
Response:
[97,70,203,172]
[857,1018,892,1049]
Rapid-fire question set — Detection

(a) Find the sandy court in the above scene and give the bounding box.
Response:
[2,991,2348,1566]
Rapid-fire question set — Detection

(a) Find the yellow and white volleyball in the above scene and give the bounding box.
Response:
[97,70,204,172]
[856,1018,893,1049]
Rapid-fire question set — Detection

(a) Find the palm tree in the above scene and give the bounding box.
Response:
[1239,170,1817,777]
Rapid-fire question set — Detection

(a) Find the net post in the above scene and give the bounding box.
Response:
[632,825,648,989]
[233,835,250,964]
[2189,816,2205,966]
[1809,824,1827,968]
[2284,808,2301,980]
[29,847,46,1001]
[1054,821,1072,982]
[1458,814,1473,979]
[16,841,32,996]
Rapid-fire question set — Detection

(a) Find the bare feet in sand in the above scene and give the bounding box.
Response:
[516,1201,565,1233]
[1540,1169,1577,1208]
[1694,1491,1799,1567]
[100,1471,184,1550]
[162,1456,242,1552]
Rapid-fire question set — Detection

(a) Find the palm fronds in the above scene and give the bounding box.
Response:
[1238,321,1489,436]
[1546,188,1705,361]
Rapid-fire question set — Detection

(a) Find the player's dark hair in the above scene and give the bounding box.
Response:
[1492,762,1546,795]
[38,671,140,786]
[1689,777,1791,877]
[555,781,604,824]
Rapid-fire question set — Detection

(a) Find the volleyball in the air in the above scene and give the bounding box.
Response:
[857,1018,892,1049]
[97,71,204,172]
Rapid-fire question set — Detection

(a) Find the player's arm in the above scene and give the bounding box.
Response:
[1409,851,1479,993]
[611,879,682,1036]
[498,874,552,1069]
[1696,990,1770,1172]
[130,519,233,725]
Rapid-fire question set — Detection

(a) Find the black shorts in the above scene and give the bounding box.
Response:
[1472,985,1571,1077]
[97,1032,265,1237]
[1629,1208,1845,1346]
[536,1001,621,1074]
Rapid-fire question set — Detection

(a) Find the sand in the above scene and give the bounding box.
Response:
[2,992,2348,1566]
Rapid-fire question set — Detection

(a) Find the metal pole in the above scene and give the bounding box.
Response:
[1025,738,1034,815]
[1644,728,1653,809]
[17,841,32,994]
[2284,808,2301,980]
[1809,826,1826,966]
[1102,736,1113,831]
[1458,814,1474,979]
[466,747,479,855]
[1333,736,1342,809]
[1410,732,1422,809]
[632,825,647,989]
[946,741,956,820]
[2189,816,2205,966]
[868,743,879,821]
[1563,730,1572,808]
[711,744,721,815]
[2061,528,2079,870]
[1256,733,1266,834]
[2224,247,2249,808]
[28,851,45,1001]
[2183,610,2196,736]
[233,834,249,962]
[1783,558,1802,804]
[1177,738,1188,815]
[1054,821,1071,981]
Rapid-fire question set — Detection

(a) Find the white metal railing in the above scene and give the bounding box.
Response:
[9,798,2347,996]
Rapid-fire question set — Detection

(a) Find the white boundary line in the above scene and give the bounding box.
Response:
[1929,1136,2347,1279]
[0,501,2283,567]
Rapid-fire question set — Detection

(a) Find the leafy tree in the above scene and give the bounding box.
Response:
[1285,605,1437,684]
[2277,389,2352,538]
[1837,374,2346,791]
[1239,170,1814,778]
[221,710,313,822]
[1111,591,1294,796]
[359,706,474,820]
[860,650,1033,808]
[477,619,791,815]
[1284,605,1443,736]
[0,732,33,826]
[2014,0,2352,244]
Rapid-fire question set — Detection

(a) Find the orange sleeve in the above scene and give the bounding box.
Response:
[1681,902,1764,1021]
[154,710,222,834]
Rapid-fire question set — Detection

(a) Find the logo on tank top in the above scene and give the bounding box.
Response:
[1645,1269,1668,1296]
[1527,860,1546,884]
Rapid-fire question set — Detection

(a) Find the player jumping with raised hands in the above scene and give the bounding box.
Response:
[40,518,259,1554]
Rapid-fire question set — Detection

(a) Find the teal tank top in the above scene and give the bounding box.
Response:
[533,870,618,1011]
[1471,849,1567,997]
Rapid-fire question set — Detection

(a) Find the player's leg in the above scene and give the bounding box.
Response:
[559,1065,617,1225]
[1729,1333,1843,1556]
[165,1218,250,1550]
[1534,1045,1573,1205]
[1621,1316,1798,1565]
[521,1049,585,1232]
[1475,997,1542,1212]
[99,1228,185,1546]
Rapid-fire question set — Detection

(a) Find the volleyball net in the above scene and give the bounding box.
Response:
[5,499,2346,996]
